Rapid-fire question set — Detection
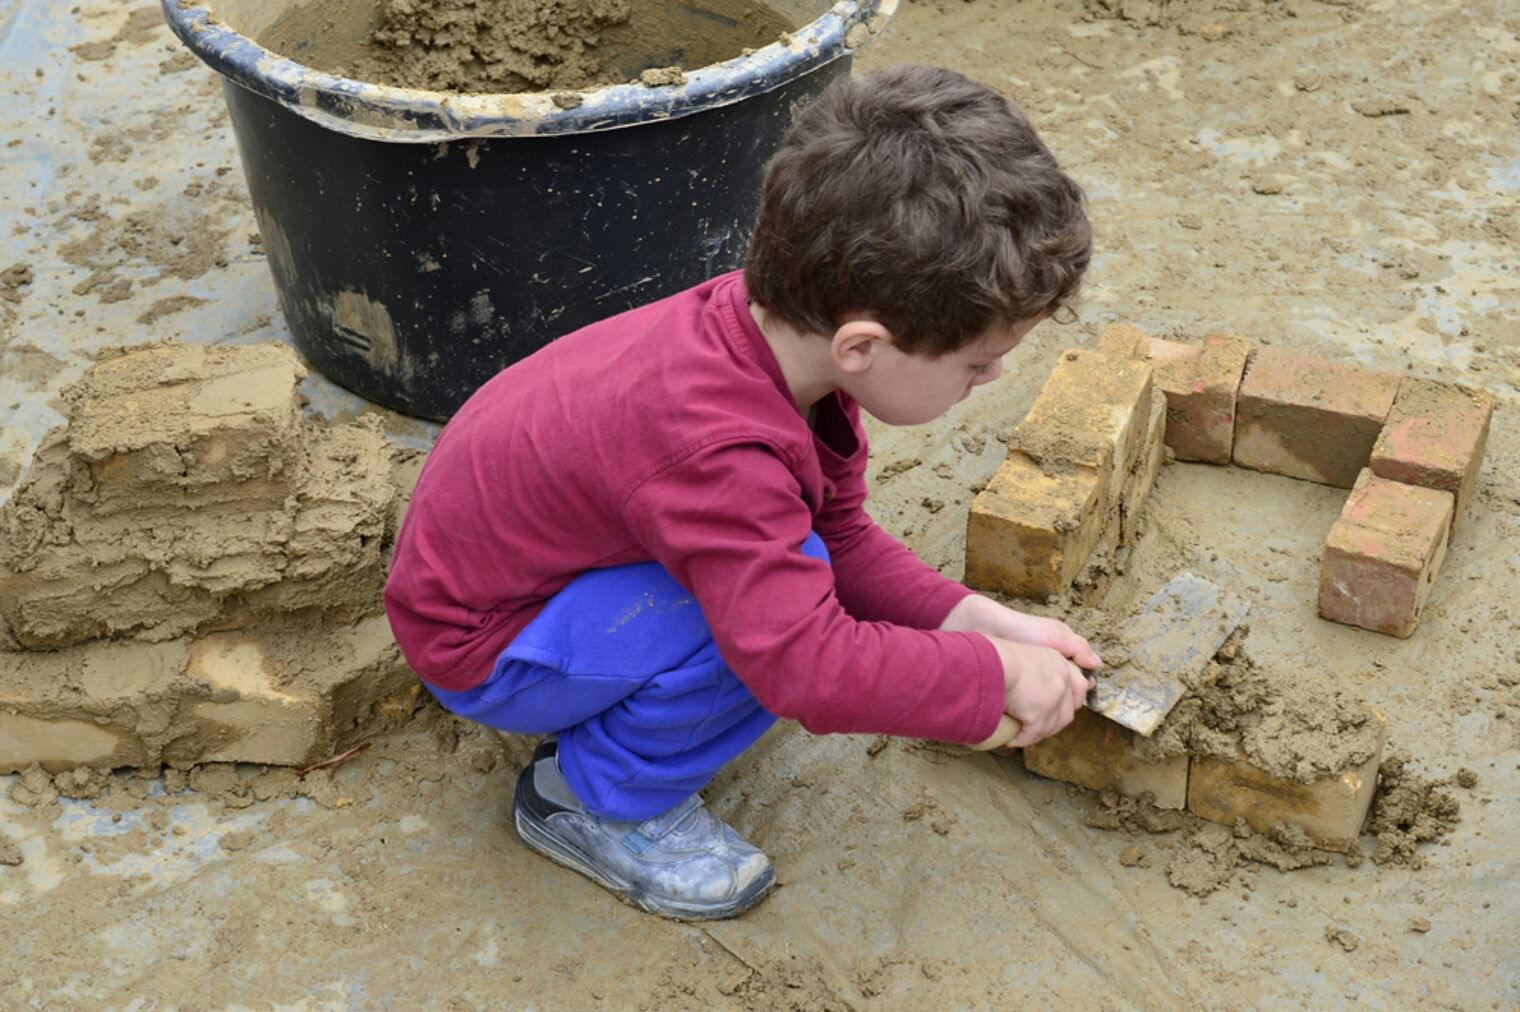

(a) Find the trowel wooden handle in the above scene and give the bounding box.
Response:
[968,713,1023,751]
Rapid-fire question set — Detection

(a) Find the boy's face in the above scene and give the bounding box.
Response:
[848,317,1041,426]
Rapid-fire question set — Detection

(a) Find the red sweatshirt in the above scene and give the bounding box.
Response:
[384,271,1005,744]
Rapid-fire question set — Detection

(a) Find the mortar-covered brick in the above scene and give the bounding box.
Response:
[0,617,417,774]
[1187,706,1385,851]
[1370,377,1493,531]
[1009,349,1156,509]
[0,417,395,650]
[1098,324,1252,464]
[61,342,308,514]
[1024,707,1189,809]
[965,450,1109,600]
[1319,469,1452,638]
[1233,345,1400,487]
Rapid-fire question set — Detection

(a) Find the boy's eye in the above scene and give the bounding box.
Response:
[973,362,996,374]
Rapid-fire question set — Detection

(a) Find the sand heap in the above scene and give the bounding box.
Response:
[0,342,420,774]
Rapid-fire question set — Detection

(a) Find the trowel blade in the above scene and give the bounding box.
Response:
[1089,571,1250,737]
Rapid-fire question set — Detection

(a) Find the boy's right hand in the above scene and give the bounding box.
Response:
[972,635,1094,750]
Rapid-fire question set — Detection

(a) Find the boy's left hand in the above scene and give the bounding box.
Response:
[940,593,1102,671]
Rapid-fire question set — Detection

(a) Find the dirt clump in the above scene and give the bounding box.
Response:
[1085,788,1186,834]
[1365,753,1463,868]
[0,263,32,303]
[1086,788,1338,897]
[1163,818,1337,897]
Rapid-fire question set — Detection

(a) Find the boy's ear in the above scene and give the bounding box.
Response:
[830,317,894,375]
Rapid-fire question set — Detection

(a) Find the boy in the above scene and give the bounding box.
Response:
[384,65,1100,921]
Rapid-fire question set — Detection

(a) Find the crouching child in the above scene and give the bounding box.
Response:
[384,64,1101,920]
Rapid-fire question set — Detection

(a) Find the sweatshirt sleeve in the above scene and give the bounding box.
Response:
[812,460,977,631]
[811,403,978,630]
[621,441,1005,744]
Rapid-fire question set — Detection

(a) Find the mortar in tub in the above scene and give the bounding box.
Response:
[162,0,897,420]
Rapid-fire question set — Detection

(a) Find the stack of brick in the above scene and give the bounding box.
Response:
[965,349,1167,599]
[0,343,394,647]
[0,342,420,774]
[1317,378,1493,637]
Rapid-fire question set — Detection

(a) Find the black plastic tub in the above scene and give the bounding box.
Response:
[162,0,896,420]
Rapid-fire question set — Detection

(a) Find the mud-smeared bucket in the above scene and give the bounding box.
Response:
[162,0,896,419]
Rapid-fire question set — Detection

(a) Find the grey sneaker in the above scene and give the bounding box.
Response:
[512,739,775,920]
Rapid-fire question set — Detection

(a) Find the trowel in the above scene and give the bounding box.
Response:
[1088,571,1250,737]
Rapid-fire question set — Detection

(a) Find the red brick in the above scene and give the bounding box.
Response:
[1233,346,1400,487]
[1023,708,1189,809]
[1370,377,1493,531]
[1098,324,1251,464]
[1187,707,1385,851]
[1318,469,1453,638]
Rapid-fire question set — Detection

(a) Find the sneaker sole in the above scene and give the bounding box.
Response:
[512,808,775,921]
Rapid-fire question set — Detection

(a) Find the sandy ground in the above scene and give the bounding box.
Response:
[2,0,1519,1008]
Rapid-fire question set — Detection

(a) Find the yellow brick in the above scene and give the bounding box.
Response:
[1186,708,1385,851]
[1096,322,1150,359]
[1011,349,1156,509]
[1023,708,1189,809]
[187,635,325,766]
[0,714,131,774]
[965,450,1108,599]
[1120,387,1167,545]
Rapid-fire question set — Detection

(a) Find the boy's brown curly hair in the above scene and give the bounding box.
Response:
[745,65,1091,357]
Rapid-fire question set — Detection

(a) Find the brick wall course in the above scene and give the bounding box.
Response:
[1233,345,1400,488]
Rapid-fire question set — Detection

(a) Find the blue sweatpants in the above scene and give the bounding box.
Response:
[428,533,829,821]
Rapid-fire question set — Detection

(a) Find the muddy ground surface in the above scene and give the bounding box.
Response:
[2,0,1518,1009]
